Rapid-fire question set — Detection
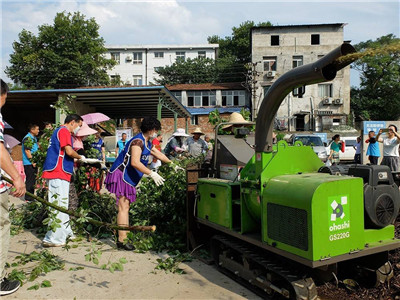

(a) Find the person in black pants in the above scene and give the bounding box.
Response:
[22,124,40,201]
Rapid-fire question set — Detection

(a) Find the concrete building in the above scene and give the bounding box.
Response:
[251,23,351,132]
[105,44,219,85]
[165,82,251,137]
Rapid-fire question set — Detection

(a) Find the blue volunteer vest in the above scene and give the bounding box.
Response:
[367,141,380,157]
[117,139,127,154]
[109,133,152,187]
[91,138,103,160]
[43,126,74,175]
[22,132,38,165]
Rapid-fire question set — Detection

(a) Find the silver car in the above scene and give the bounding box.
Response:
[290,134,328,162]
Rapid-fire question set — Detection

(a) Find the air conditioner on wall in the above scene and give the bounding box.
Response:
[266,71,276,77]
[322,97,333,105]
[333,98,344,105]
[126,56,132,61]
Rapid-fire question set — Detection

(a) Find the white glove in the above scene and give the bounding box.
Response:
[148,171,165,186]
[172,164,185,172]
[79,155,87,163]
[175,146,185,153]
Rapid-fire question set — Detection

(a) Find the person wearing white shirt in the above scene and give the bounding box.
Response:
[377,124,400,171]
[353,136,362,164]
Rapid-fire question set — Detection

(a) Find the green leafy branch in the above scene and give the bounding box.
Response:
[6,250,64,290]
[2,176,156,233]
[154,251,193,274]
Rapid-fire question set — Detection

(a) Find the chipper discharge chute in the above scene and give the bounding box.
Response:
[191,43,400,299]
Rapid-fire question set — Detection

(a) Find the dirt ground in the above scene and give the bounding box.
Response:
[6,197,260,300]
[8,195,400,300]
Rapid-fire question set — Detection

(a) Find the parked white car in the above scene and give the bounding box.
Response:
[326,136,358,162]
[289,134,328,162]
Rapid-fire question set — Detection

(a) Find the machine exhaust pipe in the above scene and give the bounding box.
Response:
[255,43,356,153]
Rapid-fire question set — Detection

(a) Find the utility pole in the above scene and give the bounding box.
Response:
[243,61,261,121]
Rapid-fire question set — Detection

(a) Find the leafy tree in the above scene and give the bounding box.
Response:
[351,34,400,120]
[6,11,115,89]
[209,20,272,64]
[208,20,272,82]
[155,57,217,85]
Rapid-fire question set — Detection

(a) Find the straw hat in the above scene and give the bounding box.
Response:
[222,112,250,130]
[76,121,97,137]
[191,127,204,135]
[172,128,190,137]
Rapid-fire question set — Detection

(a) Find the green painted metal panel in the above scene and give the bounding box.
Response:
[263,173,366,261]
[174,112,178,132]
[197,178,237,229]
[157,97,162,121]
[311,176,364,261]
[240,142,323,222]
[365,226,395,244]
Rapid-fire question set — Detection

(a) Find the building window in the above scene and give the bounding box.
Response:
[293,86,305,98]
[176,51,186,61]
[154,52,164,58]
[187,96,193,106]
[318,84,333,97]
[171,91,182,103]
[191,115,199,125]
[311,34,320,45]
[198,51,206,58]
[187,91,216,107]
[333,118,341,126]
[271,35,279,46]
[132,52,143,64]
[154,67,164,73]
[263,56,277,71]
[132,75,143,86]
[110,52,120,64]
[292,56,303,68]
[221,90,246,106]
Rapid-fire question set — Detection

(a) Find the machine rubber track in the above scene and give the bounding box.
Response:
[211,235,318,300]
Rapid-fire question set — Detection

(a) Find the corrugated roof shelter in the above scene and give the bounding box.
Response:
[5,86,191,139]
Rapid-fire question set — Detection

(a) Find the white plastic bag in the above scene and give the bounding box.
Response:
[325,160,332,167]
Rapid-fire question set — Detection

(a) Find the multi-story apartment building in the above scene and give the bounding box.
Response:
[105,44,219,85]
[166,82,251,137]
[251,24,351,131]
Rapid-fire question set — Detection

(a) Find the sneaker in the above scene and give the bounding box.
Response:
[42,241,66,248]
[67,235,79,242]
[116,241,135,251]
[0,278,21,296]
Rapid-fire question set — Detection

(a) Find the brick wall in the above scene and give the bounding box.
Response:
[122,113,231,144]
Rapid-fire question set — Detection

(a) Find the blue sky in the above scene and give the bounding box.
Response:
[1,0,399,86]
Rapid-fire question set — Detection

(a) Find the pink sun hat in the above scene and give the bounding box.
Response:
[76,121,97,137]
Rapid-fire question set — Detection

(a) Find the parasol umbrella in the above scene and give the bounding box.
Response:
[76,121,97,137]
[3,134,20,149]
[82,112,110,125]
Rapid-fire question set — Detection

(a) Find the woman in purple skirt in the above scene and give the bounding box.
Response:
[105,117,182,250]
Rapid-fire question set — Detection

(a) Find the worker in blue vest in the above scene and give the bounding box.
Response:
[105,116,184,250]
[115,133,127,156]
[22,124,40,201]
[91,130,106,162]
[41,114,89,247]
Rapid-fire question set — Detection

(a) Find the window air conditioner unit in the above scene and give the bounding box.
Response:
[333,98,344,105]
[322,97,332,105]
[126,56,132,61]
[266,71,276,77]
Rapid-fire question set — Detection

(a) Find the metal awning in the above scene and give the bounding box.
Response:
[7,86,191,119]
